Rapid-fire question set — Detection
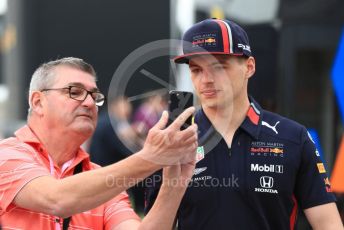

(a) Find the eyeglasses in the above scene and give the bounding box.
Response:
[41,86,105,106]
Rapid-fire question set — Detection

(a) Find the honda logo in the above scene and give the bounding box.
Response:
[260,176,274,188]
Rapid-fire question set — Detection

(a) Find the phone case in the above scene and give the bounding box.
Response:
[168,90,193,129]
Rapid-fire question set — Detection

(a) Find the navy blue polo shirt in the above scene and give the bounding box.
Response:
[145,98,335,230]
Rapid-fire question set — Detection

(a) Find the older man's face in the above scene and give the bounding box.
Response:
[41,65,99,138]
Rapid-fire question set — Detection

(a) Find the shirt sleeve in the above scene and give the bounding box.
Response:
[0,145,50,214]
[294,127,336,209]
[104,191,141,229]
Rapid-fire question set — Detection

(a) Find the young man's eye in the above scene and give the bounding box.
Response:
[212,65,224,71]
[190,68,201,74]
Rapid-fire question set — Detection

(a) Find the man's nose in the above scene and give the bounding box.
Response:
[201,69,215,83]
[82,93,96,107]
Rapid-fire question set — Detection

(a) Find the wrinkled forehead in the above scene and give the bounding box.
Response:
[52,65,98,89]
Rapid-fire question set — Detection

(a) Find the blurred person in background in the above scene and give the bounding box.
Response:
[0,57,198,229]
[132,93,167,144]
[146,18,343,229]
[89,95,143,213]
[131,93,168,213]
[90,96,138,166]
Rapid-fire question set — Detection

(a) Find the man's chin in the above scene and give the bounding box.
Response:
[202,99,219,109]
[74,124,95,137]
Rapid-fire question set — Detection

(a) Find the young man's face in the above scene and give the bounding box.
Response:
[41,65,99,138]
[188,54,254,110]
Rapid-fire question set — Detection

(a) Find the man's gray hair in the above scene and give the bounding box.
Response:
[28,57,97,115]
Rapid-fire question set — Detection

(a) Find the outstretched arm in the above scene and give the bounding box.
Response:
[13,108,197,218]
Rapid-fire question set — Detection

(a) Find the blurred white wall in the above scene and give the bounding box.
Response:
[195,0,280,24]
[0,0,7,15]
[174,0,195,92]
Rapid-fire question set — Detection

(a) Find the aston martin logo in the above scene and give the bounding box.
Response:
[194,167,207,176]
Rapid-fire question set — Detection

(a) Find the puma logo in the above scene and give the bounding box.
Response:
[262,121,280,134]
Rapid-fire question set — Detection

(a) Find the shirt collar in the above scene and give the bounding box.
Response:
[15,125,40,143]
[240,96,263,140]
[14,125,91,170]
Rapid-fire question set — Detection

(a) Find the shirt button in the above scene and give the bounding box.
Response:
[238,141,241,146]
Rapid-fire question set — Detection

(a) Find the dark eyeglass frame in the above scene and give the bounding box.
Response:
[40,85,105,106]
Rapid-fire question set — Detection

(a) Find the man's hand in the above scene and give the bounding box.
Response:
[162,159,196,192]
[138,107,198,166]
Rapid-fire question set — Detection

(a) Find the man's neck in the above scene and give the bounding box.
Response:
[203,97,250,147]
[28,121,84,168]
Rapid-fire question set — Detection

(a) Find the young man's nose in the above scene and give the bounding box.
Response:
[201,69,215,83]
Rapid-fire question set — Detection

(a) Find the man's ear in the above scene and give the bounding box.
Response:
[30,91,44,116]
[246,57,256,79]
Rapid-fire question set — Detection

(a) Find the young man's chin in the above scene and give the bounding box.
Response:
[203,101,220,110]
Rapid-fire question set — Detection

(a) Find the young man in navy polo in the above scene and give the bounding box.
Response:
[145,18,343,229]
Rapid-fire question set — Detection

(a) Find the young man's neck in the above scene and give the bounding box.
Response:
[202,96,250,147]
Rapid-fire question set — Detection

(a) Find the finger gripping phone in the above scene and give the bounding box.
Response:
[168,90,194,130]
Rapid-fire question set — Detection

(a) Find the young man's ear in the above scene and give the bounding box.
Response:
[30,91,44,116]
[246,57,256,79]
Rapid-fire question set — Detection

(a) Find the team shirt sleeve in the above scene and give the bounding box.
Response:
[294,127,336,209]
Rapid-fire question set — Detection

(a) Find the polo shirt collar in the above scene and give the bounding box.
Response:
[240,96,263,140]
[14,125,91,170]
[15,125,41,143]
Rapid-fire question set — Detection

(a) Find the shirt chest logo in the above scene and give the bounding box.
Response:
[250,164,284,174]
[262,121,280,134]
[196,146,205,163]
[194,167,207,176]
[255,176,279,194]
[250,141,284,157]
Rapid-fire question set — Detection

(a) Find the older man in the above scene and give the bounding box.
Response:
[0,57,198,229]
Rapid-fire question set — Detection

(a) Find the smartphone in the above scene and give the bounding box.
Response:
[168,90,194,130]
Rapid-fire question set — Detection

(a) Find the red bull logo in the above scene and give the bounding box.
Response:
[324,177,332,192]
[204,38,216,43]
[192,39,204,45]
[251,147,269,153]
[270,148,284,154]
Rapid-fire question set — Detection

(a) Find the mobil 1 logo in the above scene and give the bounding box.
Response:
[250,164,283,174]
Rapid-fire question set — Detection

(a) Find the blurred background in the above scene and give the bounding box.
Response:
[0,0,344,228]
